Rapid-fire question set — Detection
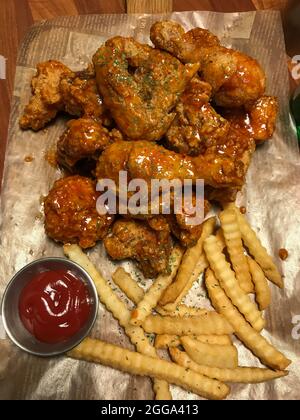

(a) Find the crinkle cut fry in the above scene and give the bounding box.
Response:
[219,209,254,293]
[224,203,283,288]
[159,217,215,306]
[205,268,291,371]
[180,336,238,369]
[63,244,171,400]
[204,235,264,332]
[160,254,208,313]
[112,267,144,305]
[155,334,231,349]
[247,256,271,311]
[143,313,234,336]
[170,348,287,383]
[130,246,183,326]
[112,267,208,318]
[69,338,230,400]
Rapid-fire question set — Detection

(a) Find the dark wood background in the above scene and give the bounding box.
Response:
[0,0,299,187]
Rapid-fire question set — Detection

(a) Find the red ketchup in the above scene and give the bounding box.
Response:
[18,270,91,344]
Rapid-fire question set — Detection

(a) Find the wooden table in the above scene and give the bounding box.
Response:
[0,0,297,188]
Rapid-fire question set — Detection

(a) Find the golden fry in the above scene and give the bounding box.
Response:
[155,334,181,349]
[143,312,234,336]
[64,244,171,400]
[130,247,183,326]
[154,334,231,349]
[247,256,271,311]
[112,266,208,319]
[215,228,226,250]
[205,268,291,370]
[180,336,238,369]
[170,348,288,383]
[69,338,230,400]
[156,304,209,317]
[196,334,232,346]
[112,267,144,304]
[225,204,283,288]
[204,236,264,332]
[160,254,208,313]
[159,217,215,306]
[220,209,254,293]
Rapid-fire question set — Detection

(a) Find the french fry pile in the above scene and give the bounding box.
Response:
[64,203,291,400]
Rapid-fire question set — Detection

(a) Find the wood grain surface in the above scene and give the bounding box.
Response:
[0,0,297,188]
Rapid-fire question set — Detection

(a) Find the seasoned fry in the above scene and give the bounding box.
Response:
[64,244,171,400]
[225,203,283,288]
[196,334,232,346]
[180,336,238,369]
[247,256,271,311]
[205,268,291,370]
[130,247,183,326]
[156,304,209,317]
[112,267,208,318]
[159,217,215,306]
[155,334,181,349]
[155,334,231,349]
[170,348,288,383]
[69,338,230,400]
[204,236,264,332]
[143,312,234,336]
[215,228,226,250]
[112,267,144,304]
[160,254,208,313]
[220,209,254,293]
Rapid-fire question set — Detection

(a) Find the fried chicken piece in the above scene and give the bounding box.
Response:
[19,60,73,130]
[57,118,112,171]
[150,21,266,108]
[165,76,230,155]
[96,140,245,189]
[93,36,199,141]
[60,65,112,125]
[220,96,278,144]
[166,198,211,247]
[44,175,114,248]
[104,218,172,278]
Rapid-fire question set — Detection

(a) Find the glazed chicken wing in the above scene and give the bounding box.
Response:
[165,76,230,155]
[60,65,112,125]
[57,117,112,171]
[19,60,73,130]
[104,218,172,278]
[44,175,114,248]
[150,21,266,108]
[93,36,199,141]
[166,197,211,247]
[96,140,245,189]
[220,96,278,144]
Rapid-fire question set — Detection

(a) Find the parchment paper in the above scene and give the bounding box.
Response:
[0,11,299,400]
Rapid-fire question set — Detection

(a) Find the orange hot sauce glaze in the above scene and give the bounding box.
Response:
[19,270,91,344]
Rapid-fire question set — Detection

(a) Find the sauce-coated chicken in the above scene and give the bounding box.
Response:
[104,218,172,278]
[44,175,114,248]
[19,60,73,130]
[220,96,278,144]
[93,36,199,141]
[150,21,266,107]
[96,140,245,189]
[165,76,230,155]
[57,118,112,171]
